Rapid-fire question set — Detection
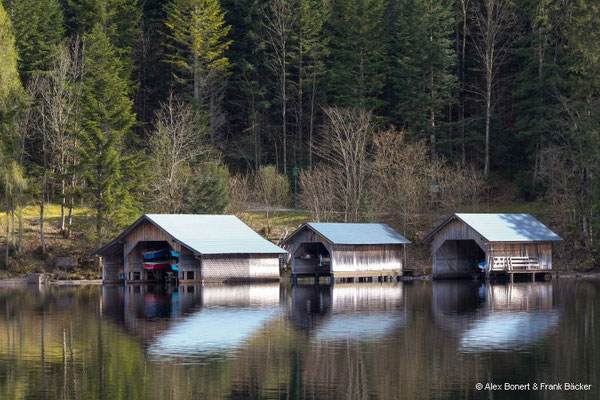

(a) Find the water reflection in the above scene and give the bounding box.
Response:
[0,279,598,399]
[432,280,561,352]
[291,283,406,341]
[103,283,283,359]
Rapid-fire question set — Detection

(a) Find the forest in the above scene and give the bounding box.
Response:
[0,0,599,273]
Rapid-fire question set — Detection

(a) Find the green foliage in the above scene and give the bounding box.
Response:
[163,0,232,101]
[2,0,65,83]
[325,0,387,110]
[0,3,22,111]
[66,0,142,87]
[389,0,456,138]
[560,0,600,248]
[182,162,230,214]
[79,24,137,239]
[513,0,563,162]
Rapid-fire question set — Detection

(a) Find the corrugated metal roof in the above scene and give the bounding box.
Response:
[144,214,287,254]
[305,223,411,245]
[454,213,562,242]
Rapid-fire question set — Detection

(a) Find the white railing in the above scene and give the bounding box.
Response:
[491,256,540,271]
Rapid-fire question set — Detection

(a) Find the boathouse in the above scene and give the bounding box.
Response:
[281,223,411,281]
[423,213,562,279]
[95,214,287,284]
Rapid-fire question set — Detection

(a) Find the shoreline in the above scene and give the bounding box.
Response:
[1,270,599,286]
[0,278,102,286]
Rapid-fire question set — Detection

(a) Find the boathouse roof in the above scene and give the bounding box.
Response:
[423,213,563,243]
[95,214,287,256]
[283,222,411,245]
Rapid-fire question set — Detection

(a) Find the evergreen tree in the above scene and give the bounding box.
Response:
[0,2,21,110]
[389,0,456,157]
[67,0,142,86]
[292,0,329,167]
[559,0,600,247]
[513,0,563,192]
[221,0,270,169]
[2,0,65,83]
[79,24,137,240]
[325,0,387,111]
[182,162,230,213]
[0,2,25,267]
[163,0,232,102]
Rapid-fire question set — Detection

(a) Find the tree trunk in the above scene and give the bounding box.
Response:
[297,33,303,167]
[282,50,287,175]
[461,1,468,166]
[96,194,103,246]
[60,177,66,234]
[308,75,317,168]
[40,183,46,255]
[5,201,9,268]
[484,70,491,177]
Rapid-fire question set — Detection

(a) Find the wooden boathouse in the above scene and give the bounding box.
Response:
[423,213,562,280]
[281,223,411,282]
[95,214,287,284]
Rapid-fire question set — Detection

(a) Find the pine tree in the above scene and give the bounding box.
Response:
[67,0,142,87]
[293,0,329,167]
[79,24,137,240]
[559,0,600,246]
[0,2,21,110]
[2,0,65,83]
[325,0,387,111]
[0,2,25,267]
[221,0,270,169]
[390,0,456,158]
[513,0,563,191]
[163,0,232,102]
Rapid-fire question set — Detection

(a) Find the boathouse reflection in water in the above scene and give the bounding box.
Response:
[1,279,595,399]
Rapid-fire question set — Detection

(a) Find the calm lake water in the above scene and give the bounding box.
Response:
[0,279,598,399]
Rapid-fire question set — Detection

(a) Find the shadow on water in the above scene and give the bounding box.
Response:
[0,279,598,399]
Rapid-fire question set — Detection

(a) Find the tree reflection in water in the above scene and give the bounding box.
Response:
[0,279,598,399]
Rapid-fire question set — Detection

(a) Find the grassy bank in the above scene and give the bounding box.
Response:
[0,199,594,280]
[0,205,312,280]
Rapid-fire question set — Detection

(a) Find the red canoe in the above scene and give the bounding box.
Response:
[142,262,171,270]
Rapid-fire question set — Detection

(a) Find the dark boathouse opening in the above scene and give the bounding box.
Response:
[434,239,485,278]
[293,242,332,275]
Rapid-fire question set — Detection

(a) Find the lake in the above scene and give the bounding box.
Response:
[0,279,598,399]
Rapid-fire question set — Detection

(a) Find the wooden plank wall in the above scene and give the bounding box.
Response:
[288,226,403,275]
[431,218,555,276]
[123,220,182,281]
[489,243,552,270]
[331,244,404,273]
[102,255,122,282]
[201,254,280,281]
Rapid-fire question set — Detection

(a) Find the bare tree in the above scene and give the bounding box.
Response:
[39,43,83,235]
[470,0,516,176]
[313,107,373,222]
[371,128,485,230]
[254,165,290,234]
[262,0,296,175]
[148,93,209,213]
[370,129,430,228]
[228,173,252,212]
[299,166,336,222]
